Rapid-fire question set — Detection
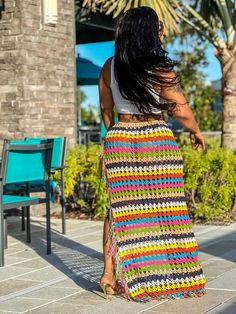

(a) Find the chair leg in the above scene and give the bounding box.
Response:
[61,169,66,234]
[0,208,4,267]
[3,212,7,249]
[21,207,25,231]
[46,182,51,254]
[26,206,31,243]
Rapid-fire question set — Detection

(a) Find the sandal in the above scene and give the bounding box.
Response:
[99,271,117,300]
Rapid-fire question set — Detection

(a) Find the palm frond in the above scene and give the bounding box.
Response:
[192,0,235,47]
[177,2,227,49]
[82,0,235,49]
[178,12,226,49]
[216,0,235,47]
[82,0,180,34]
[199,0,221,31]
[226,0,236,23]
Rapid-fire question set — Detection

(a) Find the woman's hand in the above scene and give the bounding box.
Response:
[189,131,205,151]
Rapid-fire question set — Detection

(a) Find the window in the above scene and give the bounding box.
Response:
[42,0,58,26]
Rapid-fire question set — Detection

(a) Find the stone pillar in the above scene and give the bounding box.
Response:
[0,0,77,147]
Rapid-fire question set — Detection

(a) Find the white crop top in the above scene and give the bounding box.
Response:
[110,57,162,115]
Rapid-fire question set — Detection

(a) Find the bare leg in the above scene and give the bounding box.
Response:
[100,217,115,287]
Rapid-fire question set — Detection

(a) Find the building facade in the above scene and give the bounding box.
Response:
[211,79,222,112]
[0,0,77,146]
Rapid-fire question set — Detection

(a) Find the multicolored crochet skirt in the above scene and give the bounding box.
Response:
[102,118,206,303]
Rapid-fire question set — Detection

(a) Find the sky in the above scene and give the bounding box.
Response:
[76,41,221,111]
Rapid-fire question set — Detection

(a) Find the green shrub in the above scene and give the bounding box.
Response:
[180,137,236,222]
[53,139,236,223]
[83,144,108,218]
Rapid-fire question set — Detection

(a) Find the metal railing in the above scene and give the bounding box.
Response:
[77,126,101,145]
[77,125,222,146]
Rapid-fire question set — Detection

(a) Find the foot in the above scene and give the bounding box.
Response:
[100,272,129,299]
[100,271,116,289]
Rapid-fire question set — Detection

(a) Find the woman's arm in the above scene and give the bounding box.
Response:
[99,58,115,131]
[161,72,205,150]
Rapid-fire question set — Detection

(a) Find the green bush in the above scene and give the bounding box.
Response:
[53,139,236,223]
[179,136,236,222]
[52,143,108,218]
[83,144,108,218]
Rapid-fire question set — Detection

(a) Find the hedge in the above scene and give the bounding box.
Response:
[53,139,236,223]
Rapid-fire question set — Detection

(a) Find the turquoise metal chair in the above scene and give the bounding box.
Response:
[0,140,53,266]
[24,137,67,234]
[6,137,67,235]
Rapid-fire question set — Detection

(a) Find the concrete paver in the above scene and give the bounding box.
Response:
[207,269,236,290]
[0,297,50,313]
[0,266,33,281]
[201,259,236,278]
[206,296,236,314]
[16,266,65,282]
[139,289,236,314]
[19,285,82,300]
[0,279,41,297]
[0,217,235,314]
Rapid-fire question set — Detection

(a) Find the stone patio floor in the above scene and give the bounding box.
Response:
[0,216,236,314]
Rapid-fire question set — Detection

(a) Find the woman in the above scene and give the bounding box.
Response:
[99,7,206,303]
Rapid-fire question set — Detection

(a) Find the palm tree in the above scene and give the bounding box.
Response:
[82,0,236,150]
[178,1,236,150]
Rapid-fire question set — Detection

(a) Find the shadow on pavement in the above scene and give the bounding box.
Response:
[5,216,236,296]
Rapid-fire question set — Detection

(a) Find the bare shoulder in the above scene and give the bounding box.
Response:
[102,57,113,69]
[102,57,113,74]
[100,57,113,87]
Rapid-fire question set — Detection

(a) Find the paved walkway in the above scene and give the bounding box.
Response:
[0,217,236,314]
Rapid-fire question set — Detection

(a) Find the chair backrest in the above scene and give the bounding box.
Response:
[0,140,53,185]
[24,137,67,169]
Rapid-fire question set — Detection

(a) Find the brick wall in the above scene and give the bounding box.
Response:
[0,0,77,216]
[0,0,77,146]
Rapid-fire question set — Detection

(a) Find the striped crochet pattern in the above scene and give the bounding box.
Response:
[103,119,206,303]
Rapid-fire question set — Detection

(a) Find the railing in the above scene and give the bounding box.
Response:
[77,126,101,145]
[180,131,222,140]
[77,126,222,146]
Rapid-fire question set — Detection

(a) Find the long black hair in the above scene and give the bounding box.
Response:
[114,6,180,114]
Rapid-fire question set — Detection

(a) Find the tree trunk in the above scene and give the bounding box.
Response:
[217,49,236,151]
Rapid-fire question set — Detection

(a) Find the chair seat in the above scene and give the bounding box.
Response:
[5,181,58,201]
[6,180,55,190]
[2,195,42,210]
